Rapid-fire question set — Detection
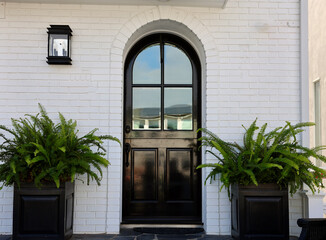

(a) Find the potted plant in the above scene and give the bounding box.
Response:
[197,119,326,240]
[0,104,120,240]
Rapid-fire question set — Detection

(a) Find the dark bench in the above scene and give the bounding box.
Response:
[297,218,326,240]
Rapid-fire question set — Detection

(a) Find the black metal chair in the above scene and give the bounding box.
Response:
[297,218,326,240]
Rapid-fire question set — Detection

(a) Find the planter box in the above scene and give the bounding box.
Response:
[231,184,289,240]
[13,182,74,240]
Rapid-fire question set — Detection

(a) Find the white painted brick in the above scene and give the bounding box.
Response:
[1,218,11,227]
[0,212,12,219]
[0,226,11,234]
[0,0,303,236]
[74,224,96,233]
[106,225,119,233]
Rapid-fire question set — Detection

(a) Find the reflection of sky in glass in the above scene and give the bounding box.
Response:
[164,88,192,109]
[133,88,161,111]
[131,42,194,130]
[133,44,161,84]
[164,45,192,84]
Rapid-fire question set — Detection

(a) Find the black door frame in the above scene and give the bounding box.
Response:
[122,33,202,223]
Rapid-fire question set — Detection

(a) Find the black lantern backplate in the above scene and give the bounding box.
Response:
[47,25,72,65]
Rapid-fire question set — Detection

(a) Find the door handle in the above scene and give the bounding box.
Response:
[124,143,131,167]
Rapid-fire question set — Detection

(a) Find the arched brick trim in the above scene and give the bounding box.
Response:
[109,5,217,79]
[114,6,216,58]
[106,5,220,234]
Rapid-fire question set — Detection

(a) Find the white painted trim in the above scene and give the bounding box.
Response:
[118,17,211,232]
[222,0,229,9]
[300,0,309,147]
[0,2,5,19]
[303,189,325,218]
[4,0,228,8]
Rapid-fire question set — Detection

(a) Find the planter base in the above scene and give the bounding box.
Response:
[231,184,289,240]
[13,182,74,240]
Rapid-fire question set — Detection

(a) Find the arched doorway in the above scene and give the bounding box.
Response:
[123,33,201,223]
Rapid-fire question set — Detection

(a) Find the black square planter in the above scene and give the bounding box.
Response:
[13,182,74,240]
[231,184,289,240]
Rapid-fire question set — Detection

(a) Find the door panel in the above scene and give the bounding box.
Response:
[132,149,158,201]
[123,33,201,223]
[166,149,193,201]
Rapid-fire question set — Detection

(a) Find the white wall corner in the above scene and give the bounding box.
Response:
[300,0,309,147]
[301,188,325,218]
[0,2,5,19]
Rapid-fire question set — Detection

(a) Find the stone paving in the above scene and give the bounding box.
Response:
[0,229,300,240]
[71,228,299,240]
[0,235,300,240]
[71,229,233,240]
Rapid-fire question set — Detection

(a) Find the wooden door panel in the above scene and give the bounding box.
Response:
[166,149,193,201]
[131,149,158,201]
[123,140,200,221]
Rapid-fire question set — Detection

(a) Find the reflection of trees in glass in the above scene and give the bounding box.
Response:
[164,104,192,130]
[132,88,161,130]
[132,104,192,130]
[164,88,192,130]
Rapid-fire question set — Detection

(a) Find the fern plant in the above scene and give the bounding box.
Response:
[197,119,326,197]
[0,104,120,189]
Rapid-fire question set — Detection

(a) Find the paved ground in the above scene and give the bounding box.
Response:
[0,235,300,240]
[0,230,232,240]
[72,232,232,240]
[0,229,300,240]
[73,230,300,240]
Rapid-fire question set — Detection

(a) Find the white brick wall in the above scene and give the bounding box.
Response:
[0,0,304,236]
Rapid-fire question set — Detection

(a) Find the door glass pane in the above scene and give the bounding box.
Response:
[49,34,68,57]
[164,88,192,130]
[133,88,161,130]
[164,44,192,84]
[133,44,161,84]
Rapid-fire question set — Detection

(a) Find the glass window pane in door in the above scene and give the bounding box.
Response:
[133,88,161,130]
[164,88,192,130]
[49,34,68,57]
[133,44,161,84]
[164,44,192,84]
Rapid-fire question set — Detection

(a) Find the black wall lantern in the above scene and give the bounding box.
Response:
[47,25,72,65]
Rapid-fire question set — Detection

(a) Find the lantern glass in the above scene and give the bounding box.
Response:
[49,34,69,57]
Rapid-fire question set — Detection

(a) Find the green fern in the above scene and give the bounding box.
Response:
[197,119,326,197]
[0,104,120,189]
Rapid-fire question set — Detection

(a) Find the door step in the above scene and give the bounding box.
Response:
[133,227,204,234]
[120,224,203,229]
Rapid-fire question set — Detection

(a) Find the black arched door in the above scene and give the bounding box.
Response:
[123,33,201,223]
